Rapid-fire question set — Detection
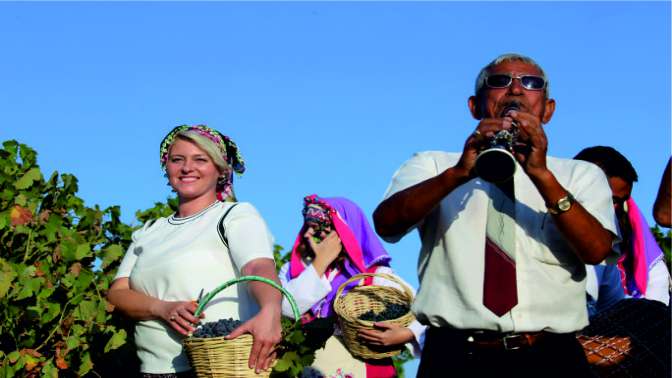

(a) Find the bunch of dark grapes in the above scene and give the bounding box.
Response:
[192,318,242,338]
[359,303,409,321]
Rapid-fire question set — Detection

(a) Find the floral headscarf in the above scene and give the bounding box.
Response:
[287,195,392,319]
[159,125,245,201]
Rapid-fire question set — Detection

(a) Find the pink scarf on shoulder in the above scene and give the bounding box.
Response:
[618,198,665,297]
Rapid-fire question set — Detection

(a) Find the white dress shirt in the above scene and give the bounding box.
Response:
[382,151,618,333]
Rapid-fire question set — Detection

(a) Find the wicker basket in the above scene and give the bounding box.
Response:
[183,276,300,378]
[576,298,671,378]
[333,272,415,360]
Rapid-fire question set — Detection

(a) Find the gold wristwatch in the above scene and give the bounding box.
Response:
[547,193,575,215]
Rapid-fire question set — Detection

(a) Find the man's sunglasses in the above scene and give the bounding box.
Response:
[485,74,546,91]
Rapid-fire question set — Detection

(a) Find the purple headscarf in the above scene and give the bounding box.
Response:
[287,195,391,319]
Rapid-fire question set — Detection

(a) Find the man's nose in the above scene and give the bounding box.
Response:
[507,78,525,95]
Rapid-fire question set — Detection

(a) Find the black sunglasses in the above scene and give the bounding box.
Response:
[485,74,546,91]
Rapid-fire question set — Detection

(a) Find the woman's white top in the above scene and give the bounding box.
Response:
[114,201,275,374]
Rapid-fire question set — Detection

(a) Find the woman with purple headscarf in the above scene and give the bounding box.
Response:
[279,195,425,378]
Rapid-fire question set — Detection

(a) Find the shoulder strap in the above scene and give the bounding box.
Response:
[145,219,157,229]
[217,203,240,249]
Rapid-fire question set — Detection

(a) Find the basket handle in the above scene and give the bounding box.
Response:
[333,272,414,308]
[194,275,301,322]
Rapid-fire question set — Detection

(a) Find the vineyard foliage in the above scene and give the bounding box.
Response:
[0,140,318,377]
[0,140,135,376]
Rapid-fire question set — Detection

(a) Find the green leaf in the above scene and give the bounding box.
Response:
[27,305,43,320]
[74,300,97,321]
[36,287,55,301]
[3,140,19,160]
[0,190,13,203]
[7,351,20,363]
[60,240,77,263]
[75,243,90,260]
[104,329,127,353]
[287,329,305,344]
[101,244,124,269]
[14,194,27,206]
[18,143,37,168]
[15,168,42,190]
[12,354,25,370]
[15,277,42,300]
[42,302,61,324]
[272,355,292,372]
[44,215,63,242]
[61,174,78,195]
[73,270,94,292]
[77,352,92,375]
[41,359,59,378]
[66,335,80,350]
[0,211,8,231]
[0,259,17,298]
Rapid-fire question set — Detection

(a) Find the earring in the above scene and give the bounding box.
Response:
[217,173,228,186]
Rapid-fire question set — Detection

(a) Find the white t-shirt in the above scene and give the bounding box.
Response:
[382,151,618,333]
[115,201,275,374]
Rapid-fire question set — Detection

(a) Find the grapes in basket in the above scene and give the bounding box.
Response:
[191,317,243,338]
[358,303,409,322]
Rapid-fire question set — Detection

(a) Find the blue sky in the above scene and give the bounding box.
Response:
[1,2,670,375]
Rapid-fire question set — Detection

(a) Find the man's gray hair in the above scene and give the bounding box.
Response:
[474,53,551,97]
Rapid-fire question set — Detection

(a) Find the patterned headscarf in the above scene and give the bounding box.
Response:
[287,195,392,319]
[159,125,245,201]
[302,204,332,234]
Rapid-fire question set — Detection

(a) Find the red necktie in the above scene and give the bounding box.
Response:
[483,181,518,317]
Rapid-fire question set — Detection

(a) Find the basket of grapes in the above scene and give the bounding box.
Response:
[183,276,300,378]
[333,272,415,360]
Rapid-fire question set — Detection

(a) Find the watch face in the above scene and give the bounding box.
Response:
[558,198,571,212]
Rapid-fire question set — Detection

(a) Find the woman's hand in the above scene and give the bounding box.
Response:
[225,306,282,373]
[358,322,414,347]
[306,228,343,276]
[154,300,203,336]
[108,277,203,335]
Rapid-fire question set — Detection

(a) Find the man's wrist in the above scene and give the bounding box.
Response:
[527,167,554,189]
[445,165,472,186]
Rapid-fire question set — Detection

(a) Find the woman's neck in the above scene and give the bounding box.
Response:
[177,194,218,217]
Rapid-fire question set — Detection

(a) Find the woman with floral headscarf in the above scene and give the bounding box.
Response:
[108,125,282,377]
[279,195,425,378]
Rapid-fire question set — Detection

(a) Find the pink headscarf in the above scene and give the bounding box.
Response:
[618,198,665,297]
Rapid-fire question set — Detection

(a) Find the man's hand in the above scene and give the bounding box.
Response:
[358,322,414,347]
[225,305,282,373]
[457,117,515,178]
[508,109,549,179]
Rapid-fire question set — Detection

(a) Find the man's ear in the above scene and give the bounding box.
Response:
[542,98,556,124]
[468,95,482,120]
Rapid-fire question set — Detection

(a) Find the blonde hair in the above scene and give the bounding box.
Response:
[170,130,231,175]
